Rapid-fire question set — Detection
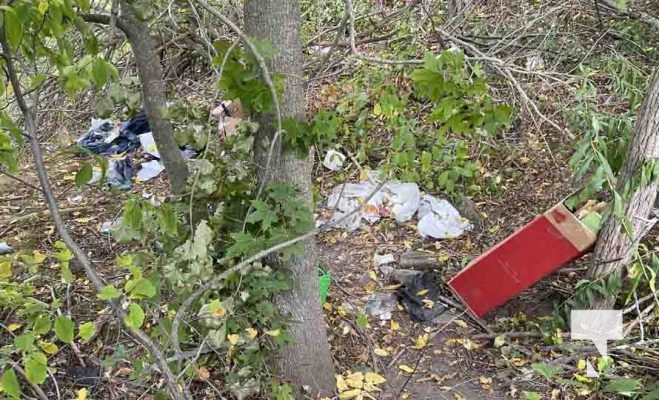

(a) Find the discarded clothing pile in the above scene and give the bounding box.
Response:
[77,112,150,156]
[76,111,196,190]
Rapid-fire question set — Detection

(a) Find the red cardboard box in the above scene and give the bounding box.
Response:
[448,202,597,318]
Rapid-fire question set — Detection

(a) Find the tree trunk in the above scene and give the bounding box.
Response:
[587,71,659,309]
[118,2,189,194]
[244,0,336,395]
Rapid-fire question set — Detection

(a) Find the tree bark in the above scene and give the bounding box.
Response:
[244,0,336,395]
[587,71,659,309]
[116,3,189,194]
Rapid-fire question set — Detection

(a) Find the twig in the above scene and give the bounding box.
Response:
[396,348,424,398]
[0,169,41,191]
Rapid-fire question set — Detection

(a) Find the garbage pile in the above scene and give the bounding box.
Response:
[321,171,472,239]
[76,111,197,189]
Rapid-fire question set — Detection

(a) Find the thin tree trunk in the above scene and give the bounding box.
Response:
[118,2,189,194]
[244,0,336,395]
[588,71,659,309]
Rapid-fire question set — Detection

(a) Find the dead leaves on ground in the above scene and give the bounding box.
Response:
[336,371,387,399]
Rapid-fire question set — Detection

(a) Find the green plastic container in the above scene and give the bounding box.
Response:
[318,264,331,304]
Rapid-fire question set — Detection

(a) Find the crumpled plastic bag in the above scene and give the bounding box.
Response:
[136,160,165,182]
[417,194,472,239]
[325,175,421,231]
[138,132,160,158]
[387,182,420,223]
[322,150,346,171]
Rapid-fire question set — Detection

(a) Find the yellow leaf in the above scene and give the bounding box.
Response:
[488,225,500,234]
[364,372,386,385]
[7,323,22,332]
[373,103,382,116]
[337,306,348,317]
[198,367,210,380]
[438,253,449,262]
[416,289,429,296]
[374,348,389,357]
[368,270,377,281]
[453,319,468,328]
[398,365,414,373]
[227,334,239,346]
[401,392,410,399]
[339,389,363,399]
[39,341,58,355]
[390,320,400,330]
[363,382,382,392]
[573,373,591,383]
[336,374,348,392]
[245,327,258,339]
[75,217,91,223]
[422,299,435,309]
[36,1,49,14]
[265,329,280,337]
[345,372,364,389]
[33,251,46,264]
[76,388,88,400]
[323,302,332,311]
[577,359,586,370]
[413,333,429,349]
[0,260,12,279]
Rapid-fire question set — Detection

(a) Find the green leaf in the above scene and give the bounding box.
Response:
[78,322,96,342]
[246,199,277,231]
[1,369,20,399]
[603,378,640,396]
[3,9,21,49]
[14,333,36,352]
[75,0,91,12]
[128,278,156,299]
[522,392,541,400]
[124,303,145,329]
[356,312,369,329]
[75,163,93,187]
[531,362,562,380]
[98,285,122,300]
[54,315,75,343]
[61,261,73,284]
[24,352,48,385]
[32,316,52,336]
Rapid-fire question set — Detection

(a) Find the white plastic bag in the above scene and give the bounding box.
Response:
[322,150,346,171]
[417,194,472,239]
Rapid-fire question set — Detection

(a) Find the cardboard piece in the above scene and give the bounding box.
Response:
[448,201,598,318]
